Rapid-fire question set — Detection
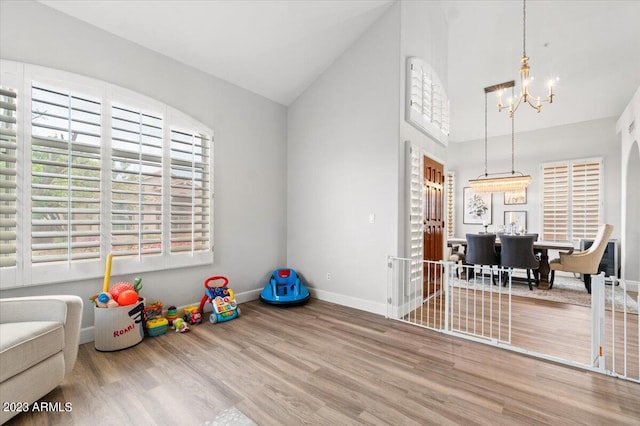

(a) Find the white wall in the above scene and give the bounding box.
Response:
[287,3,401,314]
[448,117,622,243]
[398,1,449,256]
[0,1,288,333]
[616,85,640,283]
[286,1,450,314]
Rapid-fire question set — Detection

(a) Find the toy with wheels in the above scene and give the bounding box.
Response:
[259,268,310,306]
[198,276,240,324]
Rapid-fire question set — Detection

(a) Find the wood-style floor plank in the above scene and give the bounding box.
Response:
[6,299,640,425]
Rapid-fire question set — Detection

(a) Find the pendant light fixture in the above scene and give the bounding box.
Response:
[495,0,558,117]
[469,84,532,193]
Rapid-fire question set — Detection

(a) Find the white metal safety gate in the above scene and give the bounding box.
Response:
[387,257,513,345]
[387,256,640,384]
[591,275,640,383]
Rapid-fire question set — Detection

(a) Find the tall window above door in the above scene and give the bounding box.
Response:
[541,158,602,243]
[406,57,450,146]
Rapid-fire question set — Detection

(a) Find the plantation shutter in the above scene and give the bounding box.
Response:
[571,160,601,241]
[407,57,450,144]
[110,104,163,257]
[542,164,569,241]
[407,144,424,291]
[446,172,455,238]
[30,83,102,264]
[0,86,17,267]
[170,129,211,254]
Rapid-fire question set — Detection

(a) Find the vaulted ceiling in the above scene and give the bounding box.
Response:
[39,0,640,143]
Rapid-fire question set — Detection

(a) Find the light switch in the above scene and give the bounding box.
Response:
[369,213,375,224]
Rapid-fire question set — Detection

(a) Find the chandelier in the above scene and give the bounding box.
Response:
[495,0,557,117]
[469,85,532,193]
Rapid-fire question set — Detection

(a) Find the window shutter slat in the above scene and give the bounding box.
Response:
[0,84,17,268]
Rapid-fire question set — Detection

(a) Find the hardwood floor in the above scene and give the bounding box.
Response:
[7,299,640,425]
[407,286,639,379]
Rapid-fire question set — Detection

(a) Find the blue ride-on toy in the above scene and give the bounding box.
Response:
[259,268,310,306]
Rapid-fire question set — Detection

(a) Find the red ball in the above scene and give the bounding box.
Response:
[117,289,138,306]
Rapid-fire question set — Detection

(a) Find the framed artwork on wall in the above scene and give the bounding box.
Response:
[504,188,527,205]
[463,187,492,224]
[504,211,527,232]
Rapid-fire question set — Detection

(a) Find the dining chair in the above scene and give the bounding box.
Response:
[549,224,613,294]
[499,234,540,290]
[465,233,499,284]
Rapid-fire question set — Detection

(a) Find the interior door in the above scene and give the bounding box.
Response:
[423,155,444,296]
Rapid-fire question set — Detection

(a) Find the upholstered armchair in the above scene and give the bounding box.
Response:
[499,234,539,290]
[465,233,499,283]
[0,295,83,424]
[549,224,613,294]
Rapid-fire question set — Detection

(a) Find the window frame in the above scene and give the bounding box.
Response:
[0,60,214,289]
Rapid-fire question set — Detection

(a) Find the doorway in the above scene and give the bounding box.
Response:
[423,155,444,296]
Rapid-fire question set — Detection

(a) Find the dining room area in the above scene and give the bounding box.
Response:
[397,71,639,381]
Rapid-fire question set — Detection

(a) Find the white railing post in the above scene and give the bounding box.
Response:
[590,273,606,370]
[444,261,453,332]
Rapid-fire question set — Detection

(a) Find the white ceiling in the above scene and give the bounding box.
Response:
[39,0,640,143]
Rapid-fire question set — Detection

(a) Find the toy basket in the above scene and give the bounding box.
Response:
[94,298,145,351]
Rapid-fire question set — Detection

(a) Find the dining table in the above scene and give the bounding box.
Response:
[447,236,575,290]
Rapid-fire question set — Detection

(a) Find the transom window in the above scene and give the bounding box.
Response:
[0,60,214,288]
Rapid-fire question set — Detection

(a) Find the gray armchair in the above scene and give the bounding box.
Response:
[0,295,83,424]
[549,224,613,294]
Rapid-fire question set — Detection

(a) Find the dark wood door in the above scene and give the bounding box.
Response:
[423,156,444,296]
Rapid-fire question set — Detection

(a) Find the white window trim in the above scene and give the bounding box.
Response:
[0,60,214,289]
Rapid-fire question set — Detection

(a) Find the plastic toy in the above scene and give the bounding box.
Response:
[198,276,240,324]
[259,268,310,306]
[184,306,202,325]
[173,318,189,332]
[145,301,163,321]
[117,289,139,306]
[94,292,118,308]
[146,317,168,336]
[166,306,179,326]
[110,277,143,301]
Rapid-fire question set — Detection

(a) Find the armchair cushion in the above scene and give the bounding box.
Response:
[0,321,64,383]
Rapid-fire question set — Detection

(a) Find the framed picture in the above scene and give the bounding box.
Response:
[504,211,527,231]
[504,188,527,205]
[463,187,492,224]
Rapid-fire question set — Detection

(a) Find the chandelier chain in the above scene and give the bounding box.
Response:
[523,0,527,57]
[484,91,488,177]
[511,87,515,174]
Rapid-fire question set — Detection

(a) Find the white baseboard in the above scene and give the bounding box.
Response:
[308,288,386,316]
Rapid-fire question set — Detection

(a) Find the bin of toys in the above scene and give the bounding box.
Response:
[93,254,146,351]
[94,298,145,351]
